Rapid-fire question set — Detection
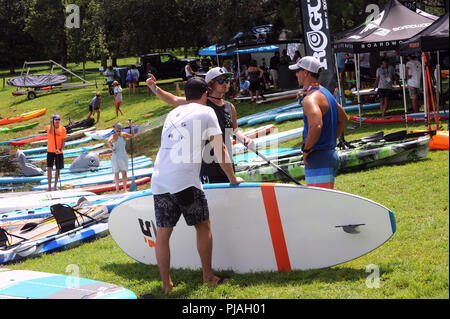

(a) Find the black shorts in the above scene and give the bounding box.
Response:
[89,104,100,112]
[378,88,392,98]
[360,67,370,79]
[47,152,64,169]
[154,187,209,228]
[344,63,355,72]
[249,81,261,93]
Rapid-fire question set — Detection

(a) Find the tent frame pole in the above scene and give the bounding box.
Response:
[354,53,361,127]
[400,55,409,132]
[421,52,428,129]
[334,52,344,105]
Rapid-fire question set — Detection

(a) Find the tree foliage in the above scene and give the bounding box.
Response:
[0,0,447,74]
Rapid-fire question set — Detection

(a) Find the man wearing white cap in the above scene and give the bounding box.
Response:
[146,67,253,183]
[289,57,348,189]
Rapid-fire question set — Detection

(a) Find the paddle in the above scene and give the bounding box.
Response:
[234,134,302,186]
[128,119,137,192]
[52,118,62,190]
[338,131,384,150]
[383,130,436,142]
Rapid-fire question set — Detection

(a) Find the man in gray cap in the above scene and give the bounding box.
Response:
[289,57,348,189]
[146,67,253,184]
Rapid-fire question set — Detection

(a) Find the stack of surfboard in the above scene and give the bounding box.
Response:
[275,102,381,124]
[0,190,149,265]
[350,110,449,124]
[1,155,152,184]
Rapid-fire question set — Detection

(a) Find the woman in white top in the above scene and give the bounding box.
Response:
[112,81,124,117]
[107,121,134,193]
[185,62,195,79]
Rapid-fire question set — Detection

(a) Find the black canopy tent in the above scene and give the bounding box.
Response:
[332,0,436,128]
[399,12,449,53]
[400,13,449,129]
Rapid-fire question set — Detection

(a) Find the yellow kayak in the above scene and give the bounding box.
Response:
[0,109,46,126]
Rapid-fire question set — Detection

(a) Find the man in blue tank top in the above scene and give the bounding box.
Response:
[289,57,348,189]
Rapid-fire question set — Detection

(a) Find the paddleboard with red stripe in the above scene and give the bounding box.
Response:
[108,183,396,273]
[232,124,276,145]
[82,177,151,194]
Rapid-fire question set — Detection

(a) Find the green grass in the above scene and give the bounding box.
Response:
[0,59,449,299]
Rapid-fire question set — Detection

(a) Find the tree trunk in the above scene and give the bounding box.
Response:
[101,53,107,70]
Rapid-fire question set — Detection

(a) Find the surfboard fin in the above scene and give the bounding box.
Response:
[335,224,366,234]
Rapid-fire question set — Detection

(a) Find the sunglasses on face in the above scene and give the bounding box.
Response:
[216,78,230,85]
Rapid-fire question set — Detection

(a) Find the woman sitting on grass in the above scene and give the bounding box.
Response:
[107,121,134,193]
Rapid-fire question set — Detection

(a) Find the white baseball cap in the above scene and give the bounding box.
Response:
[205,67,233,84]
[289,56,323,73]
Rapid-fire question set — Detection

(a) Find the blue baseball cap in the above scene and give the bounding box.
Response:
[52,114,61,120]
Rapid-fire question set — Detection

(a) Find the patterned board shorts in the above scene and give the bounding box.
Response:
[305,149,340,189]
[153,187,209,228]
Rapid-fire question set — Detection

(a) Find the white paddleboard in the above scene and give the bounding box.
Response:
[232,127,303,155]
[109,183,396,273]
[0,190,96,213]
[0,269,136,299]
[234,89,299,101]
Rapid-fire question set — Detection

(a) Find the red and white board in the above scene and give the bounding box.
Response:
[232,124,276,145]
[82,177,151,194]
[109,183,396,273]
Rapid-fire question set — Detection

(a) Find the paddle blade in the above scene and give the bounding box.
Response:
[129,178,137,192]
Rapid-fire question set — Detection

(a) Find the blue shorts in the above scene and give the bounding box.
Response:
[305,149,339,189]
[409,87,419,98]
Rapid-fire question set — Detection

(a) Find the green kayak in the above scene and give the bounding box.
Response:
[236,136,430,182]
[0,122,39,134]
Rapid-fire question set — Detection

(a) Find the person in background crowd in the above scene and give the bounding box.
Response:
[343,53,355,89]
[127,65,140,95]
[280,49,292,66]
[374,58,397,118]
[239,74,250,96]
[113,81,124,117]
[87,92,101,123]
[269,52,280,89]
[104,66,115,95]
[185,61,195,80]
[293,50,302,63]
[405,55,422,113]
[247,60,265,103]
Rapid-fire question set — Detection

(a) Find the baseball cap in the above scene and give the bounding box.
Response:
[52,114,61,120]
[113,122,123,130]
[205,67,233,84]
[289,56,323,73]
[184,77,209,100]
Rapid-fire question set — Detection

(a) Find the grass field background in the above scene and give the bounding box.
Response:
[0,58,448,299]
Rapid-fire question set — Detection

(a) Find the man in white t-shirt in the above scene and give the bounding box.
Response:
[405,55,422,113]
[151,77,243,294]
